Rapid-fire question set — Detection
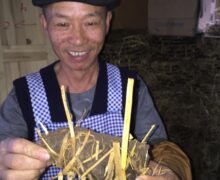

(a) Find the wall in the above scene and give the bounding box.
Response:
[112,0,148,29]
[0,0,56,103]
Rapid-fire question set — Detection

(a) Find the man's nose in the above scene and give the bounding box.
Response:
[68,25,86,46]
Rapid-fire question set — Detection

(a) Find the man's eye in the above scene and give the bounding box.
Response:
[56,22,69,27]
[86,21,98,26]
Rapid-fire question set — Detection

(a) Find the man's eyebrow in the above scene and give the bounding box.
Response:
[53,12,68,18]
[52,11,104,19]
[86,11,104,17]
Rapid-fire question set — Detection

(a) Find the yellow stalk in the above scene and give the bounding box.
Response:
[81,148,114,179]
[60,85,75,138]
[58,172,63,180]
[141,124,156,143]
[62,130,90,174]
[57,131,70,167]
[113,142,126,180]
[83,149,104,163]
[104,151,115,179]
[67,171,74,180]
[36,128,58,157]
[121,78,134,175]
[95,140,99,160]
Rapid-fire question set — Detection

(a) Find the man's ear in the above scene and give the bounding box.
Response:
[105,11,112,35]
[40,14,48,33]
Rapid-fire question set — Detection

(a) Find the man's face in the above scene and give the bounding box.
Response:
[41,2,112,71]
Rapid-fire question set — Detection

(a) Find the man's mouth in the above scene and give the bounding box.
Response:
[69,51,87,57]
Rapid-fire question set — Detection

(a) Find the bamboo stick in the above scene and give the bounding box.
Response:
[121,78,134,179]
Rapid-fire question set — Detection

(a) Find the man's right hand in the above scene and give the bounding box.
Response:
[0,138,50,180]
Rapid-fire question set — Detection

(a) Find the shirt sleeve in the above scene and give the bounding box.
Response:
[0,88,28,141]
[134,76,168,144]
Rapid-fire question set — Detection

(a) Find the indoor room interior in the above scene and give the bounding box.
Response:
[0,0,219,179]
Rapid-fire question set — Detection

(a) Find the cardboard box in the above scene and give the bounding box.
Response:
[148,0,199,36]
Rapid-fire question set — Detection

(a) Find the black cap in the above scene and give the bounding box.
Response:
[32,0,119,10]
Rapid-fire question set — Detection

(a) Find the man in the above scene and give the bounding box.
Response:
[0,0,191,179]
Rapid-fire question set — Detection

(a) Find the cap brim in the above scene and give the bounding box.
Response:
[32,0,119,10]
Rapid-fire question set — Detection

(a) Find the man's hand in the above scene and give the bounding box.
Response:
[136,174,179,180]
[0,138,50,180]
[136,161,180,180]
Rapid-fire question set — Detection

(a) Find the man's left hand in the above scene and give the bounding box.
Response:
[136,173,179,180]
[135,161,180,180]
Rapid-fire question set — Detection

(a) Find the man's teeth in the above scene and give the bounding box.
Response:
[69,51,87,57]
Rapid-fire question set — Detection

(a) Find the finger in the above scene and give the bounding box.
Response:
[136,175,163,180]
[0,169,43,180]
[2,153,48,170]
[1,138,50,161]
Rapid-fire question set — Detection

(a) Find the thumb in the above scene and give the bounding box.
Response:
[4,138,50,161]
[136,175,162,180]
[136,175,148,180]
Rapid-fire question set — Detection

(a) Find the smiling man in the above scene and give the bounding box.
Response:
[0,0,191,179]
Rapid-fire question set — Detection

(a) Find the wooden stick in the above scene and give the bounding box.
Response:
[121,78,134,178]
